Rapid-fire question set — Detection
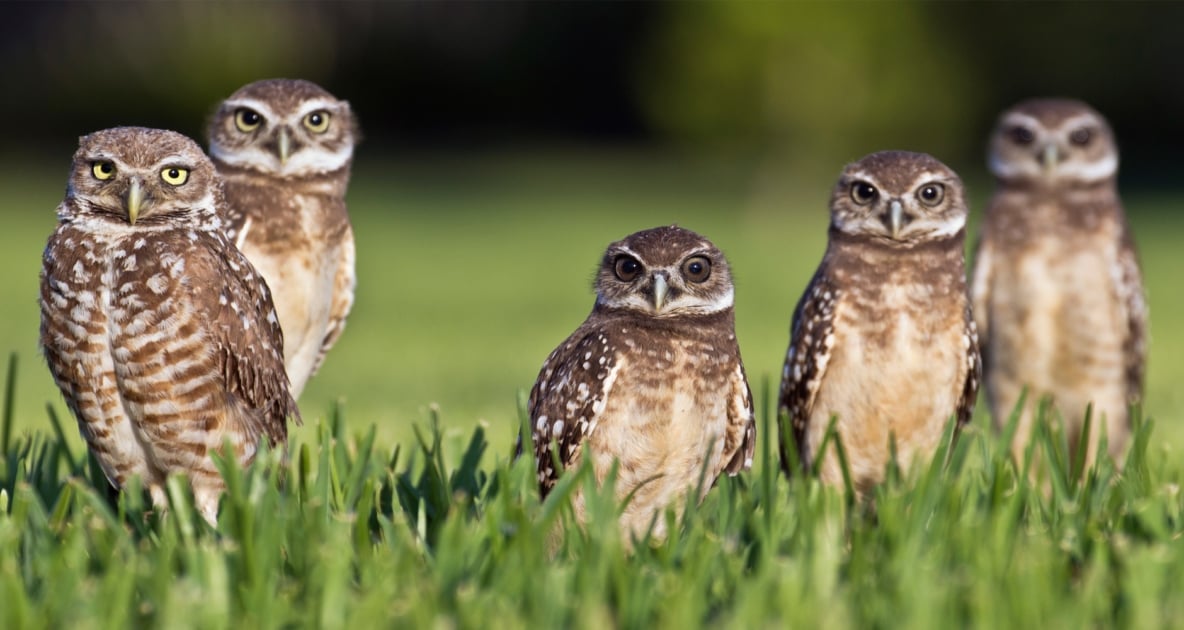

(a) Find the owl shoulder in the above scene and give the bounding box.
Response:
[779,267,841,469]
[525,317,626,494]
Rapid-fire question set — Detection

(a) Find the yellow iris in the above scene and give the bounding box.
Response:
[303,110,331,133]
[92,161,115,180]
[235,108,262,132]
[161,167,189,186]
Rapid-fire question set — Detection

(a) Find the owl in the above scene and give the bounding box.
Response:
[40,127,299,525]
[517,226,756,543]
[206,78,357,398]
[972,98,1146,466]
[779,151,980,496]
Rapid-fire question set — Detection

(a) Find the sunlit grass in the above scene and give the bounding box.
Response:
[2,357,1182,627]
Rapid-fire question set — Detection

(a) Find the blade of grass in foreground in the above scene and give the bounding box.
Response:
[1,356,1183,628]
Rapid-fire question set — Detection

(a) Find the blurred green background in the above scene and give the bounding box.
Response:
[1,2,1181,457]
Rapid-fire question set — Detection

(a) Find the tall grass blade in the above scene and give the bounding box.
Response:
[2,353,16,454]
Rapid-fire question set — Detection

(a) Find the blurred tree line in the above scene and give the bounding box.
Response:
[2,1,1181,185]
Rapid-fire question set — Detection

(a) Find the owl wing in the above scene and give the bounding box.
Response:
[955,301,982,430]
[778,270,838,474]
[517,323,620,498]
[968,230,994,380]
[191,235,300,446]
[308,226,356,378]
[721,362,756,475]
[1116,221,1148,406]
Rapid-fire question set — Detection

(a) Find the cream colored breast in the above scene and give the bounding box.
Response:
[810,281,966,481]
[590,341,730,512]
[991,225,1126,388]
[240,192,342,395]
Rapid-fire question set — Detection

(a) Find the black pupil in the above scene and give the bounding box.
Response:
[923,187,936,199]
[857,183,874,199]
[310,113,323,125]
[99,163,111,174]
[1011,127,1033,144]
[621,260,638,274]
[241,110,259,125]
[1071,129,1092,145]
[168,169,179,178]
[689,262,703,275]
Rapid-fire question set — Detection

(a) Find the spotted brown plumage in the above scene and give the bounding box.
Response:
[39,127,299,525]
[779,151,980,496]
[516,226,756,542]
[973,98,1147,466]
[206,78,358,398]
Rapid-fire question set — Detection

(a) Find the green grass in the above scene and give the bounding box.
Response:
[1,150,1183,626]
[3,370,1183,627]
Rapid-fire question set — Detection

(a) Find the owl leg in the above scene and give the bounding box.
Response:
[1063,394,1127,471]
[191,480,223,527]
[148,483,170,515]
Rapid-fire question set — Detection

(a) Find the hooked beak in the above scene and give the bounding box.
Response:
[652,273,669,311]
[1040,143,1059,174]
[126,178,143,225]
[278,127,291,165]
[889,199,904,240]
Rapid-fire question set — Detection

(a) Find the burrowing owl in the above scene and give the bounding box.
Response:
[972,98,1146,466]
[40,127,299,525]
[206,78,357,398]
[517,226,755,542]
[779,151,980,495]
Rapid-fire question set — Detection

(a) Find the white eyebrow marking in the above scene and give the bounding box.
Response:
[1058,113,1102,131]
[1001,112,1042,130]
[613,245,642,259]
[909,171,949,187]
[295,99,342,118]
[221,98,279,119]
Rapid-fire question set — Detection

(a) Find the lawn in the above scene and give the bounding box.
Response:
[1,149,1182,627]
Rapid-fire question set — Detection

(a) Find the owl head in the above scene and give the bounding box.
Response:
[206,78,357,178]
[829,150,968,246]
[63,127,222,229]
[988,98,1118,186]
[594,226,735,318]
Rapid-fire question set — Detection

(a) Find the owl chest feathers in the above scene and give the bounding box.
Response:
[219,174,350,251]
[585,317,740,508]
[218,174,353,390]
[984,192,1131,409]
[41,224,228,485]
[810,239,971,475]
[596,336,734,480]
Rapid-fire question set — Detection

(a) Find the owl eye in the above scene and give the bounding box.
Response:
[91,161,115,181]
[613,256,642,282]
[850,181,878,205]
[1069,127,1094,146]
[234,108,263,132]
[917,183,945,206]
[681,256,712,283]
[1008,125,1035,146]
[303,110,331,133]
[160,167,190,186]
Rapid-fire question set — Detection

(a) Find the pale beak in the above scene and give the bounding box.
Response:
[278,127,291,165]
[126,178,143,225]
[1040,143,1059,174]
[652,273,669,311]
[889,199,904,240]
